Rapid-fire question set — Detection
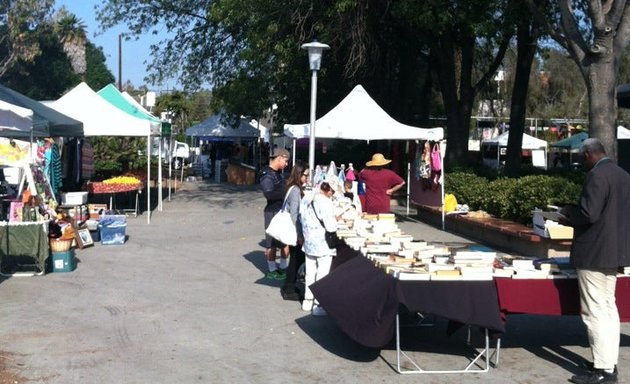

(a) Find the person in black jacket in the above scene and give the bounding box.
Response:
[561,138,630,384]
[259,148,290,280]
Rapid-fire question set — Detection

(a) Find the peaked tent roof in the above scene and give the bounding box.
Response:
[482,131,548,149]
[551,132,588,150]
[185,111,260,139]
[284,85,444,141]
[618,125,630,139]
[0,100,49,137]
[0,84,83,137]
[122,91,157,119]
[549,128,630,149]
[98,84,160,135]
[47,82,160,137]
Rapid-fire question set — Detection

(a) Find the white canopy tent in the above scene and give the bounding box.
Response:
[618,125,630,139]
[0,100,43,136]
[47,82,161,223]
[284,85,443,142]
[284,84,445,223]
[121,90,171,211]
[482,131,548,169]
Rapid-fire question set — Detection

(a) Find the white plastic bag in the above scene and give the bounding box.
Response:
[266,209,297,246]
[265,187,297,246]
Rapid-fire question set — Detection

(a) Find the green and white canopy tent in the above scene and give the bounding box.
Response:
[97,85,162,224]
[48,82,160,223]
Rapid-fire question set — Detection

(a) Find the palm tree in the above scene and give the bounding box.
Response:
[54,7,87,78]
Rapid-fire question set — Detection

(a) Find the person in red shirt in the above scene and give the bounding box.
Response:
[358,153,405,214]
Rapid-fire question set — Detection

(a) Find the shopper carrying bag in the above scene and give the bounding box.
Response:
[265,185,297,246]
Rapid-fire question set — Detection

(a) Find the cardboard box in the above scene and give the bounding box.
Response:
[546,225,574,239]
[532,210,574,239]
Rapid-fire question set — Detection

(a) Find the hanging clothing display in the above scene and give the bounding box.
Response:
[81,141,95,180]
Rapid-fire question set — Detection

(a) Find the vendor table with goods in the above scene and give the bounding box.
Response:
[87,176,143,217]
[309,205,630,375]
[0,221,49,276]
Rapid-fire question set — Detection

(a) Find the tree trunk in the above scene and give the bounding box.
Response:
[433,34,475,167]
[587,61,618,162]
[505,19,539,177]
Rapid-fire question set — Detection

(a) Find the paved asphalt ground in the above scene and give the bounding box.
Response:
[0,180,628,383]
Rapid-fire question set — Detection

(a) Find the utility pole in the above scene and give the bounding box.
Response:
[118,34,123,91]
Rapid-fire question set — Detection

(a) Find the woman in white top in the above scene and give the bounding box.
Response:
[300,182,338,316]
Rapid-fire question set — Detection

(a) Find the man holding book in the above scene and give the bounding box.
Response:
[560,138,630,384]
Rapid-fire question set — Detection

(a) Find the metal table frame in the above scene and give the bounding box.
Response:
[394,313,501,374]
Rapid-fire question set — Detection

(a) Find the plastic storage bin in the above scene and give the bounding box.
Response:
[51,250,75,272]
[99,215,127,245]
[61,192,88,205]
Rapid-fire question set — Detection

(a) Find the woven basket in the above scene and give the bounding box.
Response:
[50,238,72,252]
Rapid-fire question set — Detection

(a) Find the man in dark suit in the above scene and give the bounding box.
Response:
[561,138,630,384]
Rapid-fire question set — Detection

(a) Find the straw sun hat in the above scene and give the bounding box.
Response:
[366,153,392,167]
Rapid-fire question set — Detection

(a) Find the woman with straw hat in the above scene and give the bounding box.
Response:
[358,153,405,214]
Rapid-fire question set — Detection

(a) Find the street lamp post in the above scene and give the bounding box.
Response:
[301,40,329,184]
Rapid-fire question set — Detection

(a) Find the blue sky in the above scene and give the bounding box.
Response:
[55,0,173,91]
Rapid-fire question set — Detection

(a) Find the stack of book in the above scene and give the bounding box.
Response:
[534,257,576,278]
[511,258,550,279]
[392,266,431,281]
[451,251,496,280]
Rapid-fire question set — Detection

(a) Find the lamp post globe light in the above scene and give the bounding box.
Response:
[301,40,330,184]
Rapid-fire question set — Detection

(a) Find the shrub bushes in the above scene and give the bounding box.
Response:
[445,171,583,225]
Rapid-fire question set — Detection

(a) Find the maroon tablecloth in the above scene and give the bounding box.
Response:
[494,276,630,322]
[311,244,630,349]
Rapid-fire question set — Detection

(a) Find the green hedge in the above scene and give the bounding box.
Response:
[445,171,583,225]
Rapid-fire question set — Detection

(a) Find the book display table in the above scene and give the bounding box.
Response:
[312,243,630,374]
[311,245,502,374]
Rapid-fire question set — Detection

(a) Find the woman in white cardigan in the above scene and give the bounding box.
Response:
[300,182,338,316]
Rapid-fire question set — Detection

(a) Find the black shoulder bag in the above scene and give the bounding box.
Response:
[310,201,340,249]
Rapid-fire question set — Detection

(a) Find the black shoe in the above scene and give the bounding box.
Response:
[570,369,618,384]
[281,289,300,301]
[580,361,618,376]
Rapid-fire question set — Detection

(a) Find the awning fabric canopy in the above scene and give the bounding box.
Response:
[0,84,83,137]
[185,111,260,140]
[551,132,588,151]
[618,125,630,139]
[98,84,161,135]
[284,85,444,141]
[47,82,160,137]
[482,131,548,149]
[0,100,48,137]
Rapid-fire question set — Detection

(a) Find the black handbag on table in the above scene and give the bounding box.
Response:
[310,201,340,249]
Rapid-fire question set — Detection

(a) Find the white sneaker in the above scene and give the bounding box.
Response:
[312,305,327,317]
[302,299,313,312]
